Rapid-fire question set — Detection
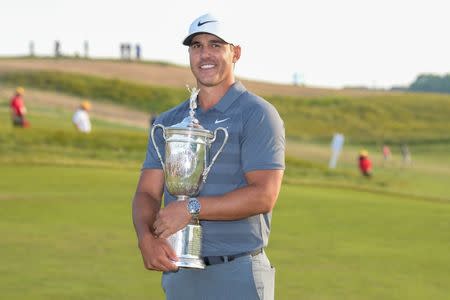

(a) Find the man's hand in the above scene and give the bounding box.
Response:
[138,233,179,272]
[153,200,191,238]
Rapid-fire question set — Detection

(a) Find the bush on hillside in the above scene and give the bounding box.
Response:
[409,73,450,94]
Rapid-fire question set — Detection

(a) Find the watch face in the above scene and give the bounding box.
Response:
[188,198,201,214]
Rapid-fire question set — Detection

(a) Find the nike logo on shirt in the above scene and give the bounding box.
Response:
[214,118,230,124]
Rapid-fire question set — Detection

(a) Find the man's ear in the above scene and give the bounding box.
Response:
[232,45,241,63]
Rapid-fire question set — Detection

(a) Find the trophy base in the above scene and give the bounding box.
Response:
[175,257,205,269]
[168,223,205,270]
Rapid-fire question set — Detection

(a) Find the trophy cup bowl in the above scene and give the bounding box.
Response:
[151,123,228,269]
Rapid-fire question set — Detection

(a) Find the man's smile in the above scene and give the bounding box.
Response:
[200,64,215,69]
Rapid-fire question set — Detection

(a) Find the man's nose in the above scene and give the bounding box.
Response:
[199,46,212,58]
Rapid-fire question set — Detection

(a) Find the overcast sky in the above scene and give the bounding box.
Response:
[1,0,449,88]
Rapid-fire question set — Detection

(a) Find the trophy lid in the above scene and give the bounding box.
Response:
[172,115,203,129]
[166,116,213,139]
[165,86,213,139]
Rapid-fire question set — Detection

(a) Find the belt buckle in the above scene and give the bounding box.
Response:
[203,256,224,266]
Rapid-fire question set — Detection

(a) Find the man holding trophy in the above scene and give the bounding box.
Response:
[132,13,285,300]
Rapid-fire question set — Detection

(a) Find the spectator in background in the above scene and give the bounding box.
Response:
[135,44,141,60]
[55,40,61,57]
[29,41,35,57]
[122,43,130,60]
[358,149,372,177]
[10,87,30,128]
[382,144,391,165]
[120,43,125,59]
[401,144,411,166]
[84,40,89,58]
[72,101,92,133]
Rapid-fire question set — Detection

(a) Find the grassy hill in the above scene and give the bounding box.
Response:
[2,62,450,146]
[0,57,383,98]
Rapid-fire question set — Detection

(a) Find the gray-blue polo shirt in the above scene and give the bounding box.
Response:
[143,81,285,256]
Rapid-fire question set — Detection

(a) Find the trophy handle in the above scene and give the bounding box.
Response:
[150,124,166,171]
[202,127,229,182]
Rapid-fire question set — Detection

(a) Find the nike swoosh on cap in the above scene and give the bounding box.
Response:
[197,20,217,27]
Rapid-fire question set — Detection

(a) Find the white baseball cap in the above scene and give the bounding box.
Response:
[182,13,236,46]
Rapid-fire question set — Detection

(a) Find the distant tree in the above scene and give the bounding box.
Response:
[409,73,450,93]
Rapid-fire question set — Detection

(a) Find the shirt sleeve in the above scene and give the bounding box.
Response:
[241,102,285,172]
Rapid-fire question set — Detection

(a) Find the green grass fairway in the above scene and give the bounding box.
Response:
[1,165,449,299]
[272,185,450,300]
[0,165,164,300]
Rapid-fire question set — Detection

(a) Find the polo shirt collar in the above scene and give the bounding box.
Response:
[212,81,246,113]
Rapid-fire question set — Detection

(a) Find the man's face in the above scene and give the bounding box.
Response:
[188,33,240,88]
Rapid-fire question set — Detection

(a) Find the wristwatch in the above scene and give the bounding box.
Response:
[187,197,201,221]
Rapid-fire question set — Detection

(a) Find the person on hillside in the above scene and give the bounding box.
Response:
[72,101,92,133]
[400,144,411,166]
[132,13,285,300]
[358,149,372,177]
[84,40,89,58]
[120,43,125,59]
[382,144,391,165]
[54,40,61,57]
[10,87,30,128]
[135,43,141,60]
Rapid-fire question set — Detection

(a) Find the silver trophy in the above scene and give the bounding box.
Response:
[151,87,228,269]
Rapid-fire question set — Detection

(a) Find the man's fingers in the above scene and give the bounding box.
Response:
[140,237,179,272]
[158,229,171,239]
[152,218,160,232]
[147,256,178,272]
[143,254,177,272]
[160,259,179,272]
[153,219,164,236]
[154,225,172,238]
[163,241,179,261]
[154,221,177,238]
[143,261,157,271]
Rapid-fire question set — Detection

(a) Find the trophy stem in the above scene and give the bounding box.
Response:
[168,222,205,269]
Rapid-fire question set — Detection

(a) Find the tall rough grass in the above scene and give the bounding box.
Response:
[269,93,450,144]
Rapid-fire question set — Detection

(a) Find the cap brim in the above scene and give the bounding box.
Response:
[183,32,229,46]
[182,33,199,46]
